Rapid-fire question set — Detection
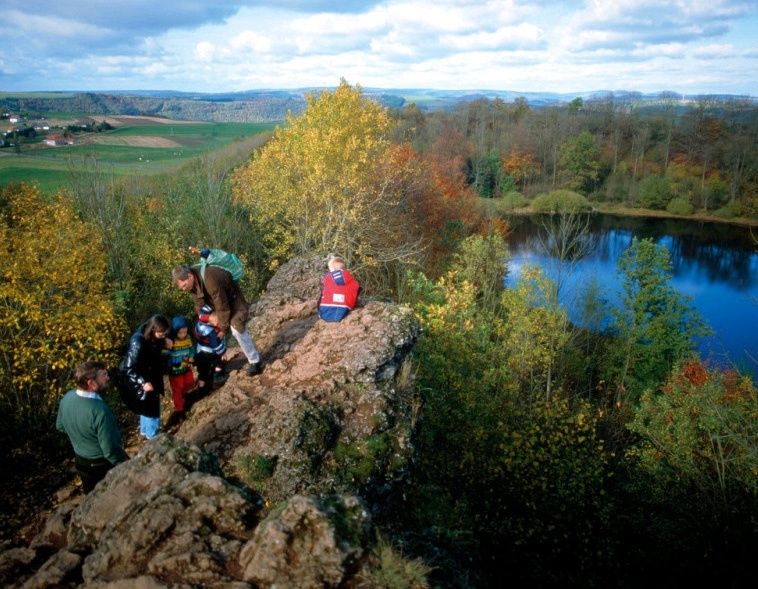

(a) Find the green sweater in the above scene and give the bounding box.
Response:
[56,390,128,465]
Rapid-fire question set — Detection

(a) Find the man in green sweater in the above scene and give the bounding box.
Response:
[56,360,129,493]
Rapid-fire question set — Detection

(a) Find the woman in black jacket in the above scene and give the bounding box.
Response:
[121,314,172,439]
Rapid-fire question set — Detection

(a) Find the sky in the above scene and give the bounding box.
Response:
[1,0,756,95]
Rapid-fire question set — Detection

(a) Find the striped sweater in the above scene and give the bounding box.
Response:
[166,336,194,375]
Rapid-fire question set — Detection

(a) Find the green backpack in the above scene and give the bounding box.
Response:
[194,248,245,283]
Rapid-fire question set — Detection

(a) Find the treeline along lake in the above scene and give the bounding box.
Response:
[506,214,758,378]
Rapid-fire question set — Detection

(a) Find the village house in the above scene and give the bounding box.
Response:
[44,134,73,146]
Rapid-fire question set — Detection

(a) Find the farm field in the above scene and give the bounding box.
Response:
[0,118,277,192]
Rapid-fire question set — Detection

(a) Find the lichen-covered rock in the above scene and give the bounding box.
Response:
[74,436,256,586]
[239,494,369,588]
[178,256,420,506]
[0,547,38,587]
[3,436,260,588]
[20,549,81,589]
[30,498,82,551]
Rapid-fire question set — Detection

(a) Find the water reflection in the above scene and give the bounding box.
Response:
[506,214,758,377]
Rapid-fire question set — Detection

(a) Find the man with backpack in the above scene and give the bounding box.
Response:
[172,251,262,377]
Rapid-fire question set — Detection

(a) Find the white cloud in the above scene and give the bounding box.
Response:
[440,23,544,50]
[194,42,216,62]
[630,43,687,59]
[693,43,737,58]
[0,0,755,94]
[229,31,272,54]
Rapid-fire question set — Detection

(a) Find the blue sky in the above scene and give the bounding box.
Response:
[1,0,756,95]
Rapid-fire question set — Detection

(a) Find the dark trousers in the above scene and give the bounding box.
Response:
[195,351,221,394]
[74,454,114,494]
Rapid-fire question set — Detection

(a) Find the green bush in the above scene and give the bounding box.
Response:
[638,174,672,210]
[499,190,528,209]
[665,197,694,215]
[714,201,742,218]
[619,362,758,580]
[532,189,591,213]
[629,361,757,508]
[408,265,613,584]
[603,171,630,202]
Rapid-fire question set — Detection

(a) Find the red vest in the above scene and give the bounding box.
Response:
[319,269,360,322]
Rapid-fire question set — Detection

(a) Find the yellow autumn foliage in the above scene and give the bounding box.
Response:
[0,183,125,431]
[232,79,424,279]
[500,265,570,399]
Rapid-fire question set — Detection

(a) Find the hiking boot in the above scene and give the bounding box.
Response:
[212,371,229,388]
[246,362,262,377]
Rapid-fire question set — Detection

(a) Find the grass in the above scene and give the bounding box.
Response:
[369,534,432,589]
[1,121,277,192]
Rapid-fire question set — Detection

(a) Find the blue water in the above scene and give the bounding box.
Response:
[505,215,758,378]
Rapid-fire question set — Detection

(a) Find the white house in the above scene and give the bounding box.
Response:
[44,134,72,146]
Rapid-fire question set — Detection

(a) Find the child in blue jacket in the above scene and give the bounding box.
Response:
[194,305,226,397]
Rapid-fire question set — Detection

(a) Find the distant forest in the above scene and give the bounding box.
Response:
[4,89,755,218]
[390,94,757,220]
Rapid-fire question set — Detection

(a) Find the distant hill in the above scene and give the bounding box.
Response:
[0,91,307,123]
[1,89,753,123]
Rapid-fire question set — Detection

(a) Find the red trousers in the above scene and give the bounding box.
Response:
[168,371,194,412]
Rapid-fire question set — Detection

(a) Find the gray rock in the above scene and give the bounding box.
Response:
[0,547,38,587]
[239,495,369,588]
[20,549,81,589]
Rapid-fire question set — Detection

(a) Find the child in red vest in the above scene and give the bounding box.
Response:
[318,254,360,322]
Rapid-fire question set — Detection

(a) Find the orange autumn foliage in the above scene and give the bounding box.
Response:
[502,148,541,190]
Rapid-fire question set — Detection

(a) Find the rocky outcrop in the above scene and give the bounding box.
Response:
[1,255,420,587]
[178,255,419,506]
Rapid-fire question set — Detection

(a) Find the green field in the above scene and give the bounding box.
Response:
[1,121,277,192]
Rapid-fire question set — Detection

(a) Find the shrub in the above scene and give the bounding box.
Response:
[0,183,125,442]
[499,190,528,210]
[665,197,694,215]
[714,201,742,218]
[620,362,758,581]
[408,264,613,584]
[629,362,758,505]
[603,171,630,202]
[638,174,672,210]
[532,189,591,213]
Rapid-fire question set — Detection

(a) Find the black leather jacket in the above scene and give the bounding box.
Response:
[122,324,167,395]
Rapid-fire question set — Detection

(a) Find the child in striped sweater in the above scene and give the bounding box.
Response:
[166,315,195,418]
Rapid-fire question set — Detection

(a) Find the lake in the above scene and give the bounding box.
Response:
[505,214,758,379]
